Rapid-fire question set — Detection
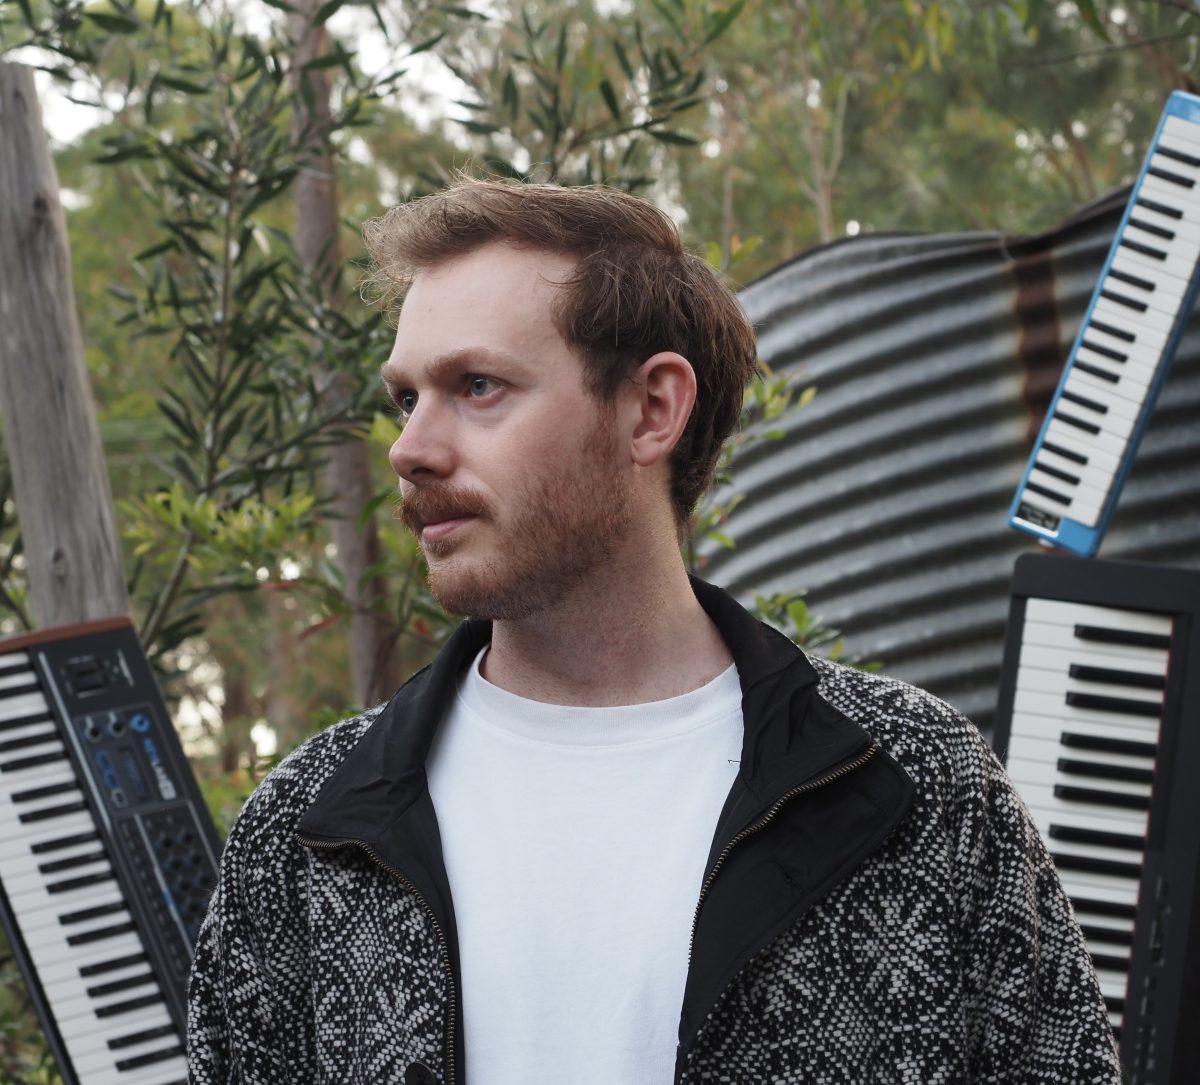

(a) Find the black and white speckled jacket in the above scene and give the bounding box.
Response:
[186,579,1121,1084]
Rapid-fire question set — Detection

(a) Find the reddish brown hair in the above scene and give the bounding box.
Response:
[362,177,759,525]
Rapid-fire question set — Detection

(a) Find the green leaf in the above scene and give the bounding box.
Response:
[1072,0,1110,40]
[314,0,346,24]
[407,31,446,57]
[703,0,746,45]
[599,79,621,122]
[647,128,698,146]
[707,530,735,549]
[82,11,141,33]
[786,598,809,633]
[157,74,210,94]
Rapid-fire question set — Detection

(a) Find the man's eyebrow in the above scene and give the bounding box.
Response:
[379,348,528,393]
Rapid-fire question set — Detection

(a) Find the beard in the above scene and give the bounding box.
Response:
[399,412,633,621]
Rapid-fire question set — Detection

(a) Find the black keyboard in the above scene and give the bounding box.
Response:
[994,553,1200,1083]
[0,618,221,1085]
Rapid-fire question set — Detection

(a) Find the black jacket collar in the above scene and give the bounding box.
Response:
[297,577,915,1077]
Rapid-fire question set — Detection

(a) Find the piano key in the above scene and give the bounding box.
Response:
[1062,371,1142,421]
[1008,753,1153,801]
[1090,297,1173,344]
[1049,824,1144,852]
[1015,644,1167,683]
[1132,198,1200,241]
[1013,690,1161,739]
[1006,773,1150,836]
[1114,239,1198,284]
[1013,665,1163,712]
[1024,599,1174,637]
[36,933,149,988]
[1060,732,1157,758]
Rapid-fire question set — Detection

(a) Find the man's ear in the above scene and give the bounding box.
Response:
[627,352,697,468]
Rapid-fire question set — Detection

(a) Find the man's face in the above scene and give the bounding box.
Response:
[383,243,633,620]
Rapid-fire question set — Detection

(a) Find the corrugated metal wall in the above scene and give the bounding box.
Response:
[704,190,1200,731]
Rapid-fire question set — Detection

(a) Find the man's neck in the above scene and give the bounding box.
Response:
[479,547,733,708]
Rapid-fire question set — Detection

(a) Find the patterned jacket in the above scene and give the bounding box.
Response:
[186,579,1122,1084]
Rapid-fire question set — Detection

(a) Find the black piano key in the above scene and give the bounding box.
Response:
[108,1023,179,1050]
[87,970,158,998]
[114,1044,184,1072]
[1025,480,1072,507]
[1126,214,1175,242]
[1118,237,1168,261]
[0,710,54,733]
[59,900,128,925]
[1080,923,1134,946]
[1089,318,1137,343]
[0,681,45,701]
[1148,163,1196,189]
[1042,439,1088,465]
[1061,732,1157,758]
[0,730,61,753]
[0,660,31,678]
[39,847,108,875]
[66,920,138,947]
[1049,824,1145,851]
[1067,663,1165,690]
[1,749,69,772]
[1073,624,1170,650]
[1104,994,1126,1014]
[1074,896,1138,921]
[1157,142,1200,168]
[1090,952,1132,974]
[1052,851,1142,880]
[1055,784,1151,811]
[1099,288,1148,314]
[31,830,100,854]
[1073,360,1119,384]
[18,798,89,824]
[1034,459,1081,485]
[1057,757,1154,785]
[1065,691,1162,718]
[10,779,78,802]
[1136,194,1183,219]
[79,951,149,978]
[46,869,116,894]
[95,991,165,1018]
[1107,266,1156,292]
[1080,337,1128,362]
[1060,388,1108,415]
[1054,410,1101,436]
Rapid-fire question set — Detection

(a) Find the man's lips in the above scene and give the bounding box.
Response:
[419,514,477,543]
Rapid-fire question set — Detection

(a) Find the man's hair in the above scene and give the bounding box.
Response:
[362,177,759,525]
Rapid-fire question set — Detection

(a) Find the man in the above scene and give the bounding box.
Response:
[187,179,1120,1084]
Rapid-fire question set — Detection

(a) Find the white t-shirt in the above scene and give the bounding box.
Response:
[425,647,743,1085]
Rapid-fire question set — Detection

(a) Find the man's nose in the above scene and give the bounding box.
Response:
[388,405,455,483]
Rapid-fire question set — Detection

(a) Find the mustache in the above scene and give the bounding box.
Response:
[398,484,490,533]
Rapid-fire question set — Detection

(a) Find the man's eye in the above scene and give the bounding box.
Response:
[397,391,417,417]
[467,376,499,398]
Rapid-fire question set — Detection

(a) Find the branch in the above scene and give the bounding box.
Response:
[1000,28,1193,67]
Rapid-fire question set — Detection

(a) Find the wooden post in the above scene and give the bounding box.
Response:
[0,62,129,626]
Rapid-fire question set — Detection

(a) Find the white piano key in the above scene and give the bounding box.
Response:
[1095,968,1129,1005]
[0,669,38,691]
[1062,370,1142,421]
[1090,296,1174,343]
[1123,220,1200,260]
[1074,342,1166,387]
[51,968,161,1024]
[1037,423,1121,473]
[36,930,148,988]
[1135,171,1200,217]
[1101,272,1183,322]
[1130,199,1200,243]
[1026,468,1110,513]
[1108,244,1189,298]
[1161,114,1200,152]
[1077,321,1166,368]
[1013,688,1161,739]
[1014,641,1167,680]
[72,1032,184,1081]
[1007,754,1153,802]
[1148,148,1200,181]
[0,690,55,722]
[1115,237,1198,284]
[0,760,78,799]
[1023,598,1173,636]
[68,1010,177,1059]
[1014,663,1163,706]
[1009,705,1163,747]
[1017,628,1169,673]
[0,649,31,668]
[1053,400,1137,442]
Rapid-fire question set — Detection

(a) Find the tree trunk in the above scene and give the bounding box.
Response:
[287,7,402,707]
[0,62,128,628]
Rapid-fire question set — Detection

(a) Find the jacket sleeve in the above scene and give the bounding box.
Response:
[954,732,1123,1083]
[185,781,317,1084]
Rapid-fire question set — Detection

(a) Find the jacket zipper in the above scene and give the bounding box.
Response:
[295,834,458,1085]
[687,741,880,964]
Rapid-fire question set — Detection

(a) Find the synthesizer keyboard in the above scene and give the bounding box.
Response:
[1008,90,1200,555]
[993,553,1200,1083]
[0,618,221,1085]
